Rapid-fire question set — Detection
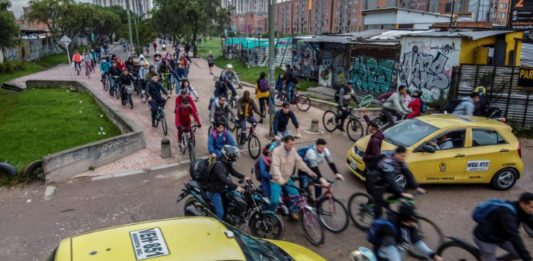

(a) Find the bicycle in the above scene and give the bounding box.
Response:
[314,179,349,233]
[437,223,533,261]
[153,102,168,136]
[178,124,199,162]
[322,107,364,142]
[348,193,444,258]
[102,74,110,91]
[284,182,325,246]
[109,76,120,100]
[275,89,311,112]
[121,83,134,109]
[235,120,261,159]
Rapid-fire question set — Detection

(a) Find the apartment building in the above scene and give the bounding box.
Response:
[92,0,152,16]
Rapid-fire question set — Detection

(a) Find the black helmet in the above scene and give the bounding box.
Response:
[221,145,239,164]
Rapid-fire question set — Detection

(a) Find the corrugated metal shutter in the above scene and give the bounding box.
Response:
[521,43,533,67]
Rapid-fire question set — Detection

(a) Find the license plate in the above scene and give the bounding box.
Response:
[130,228,169,260]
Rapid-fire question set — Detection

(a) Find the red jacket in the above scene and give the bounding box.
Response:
[174,96,199,127]
[407,98,421,119]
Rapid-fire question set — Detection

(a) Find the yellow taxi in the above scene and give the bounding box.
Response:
[49,216,325,261]
[346,114,524,190]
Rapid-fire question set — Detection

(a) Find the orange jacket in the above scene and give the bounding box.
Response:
[72,53,82,63]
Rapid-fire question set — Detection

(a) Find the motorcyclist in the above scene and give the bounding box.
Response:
[206,145,248,219]
[365,146,425,219]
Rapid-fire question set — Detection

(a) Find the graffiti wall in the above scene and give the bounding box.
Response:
[291,39,319,80]
[318,44,348,88]
[399,37,461,101]
[347,46,400,95]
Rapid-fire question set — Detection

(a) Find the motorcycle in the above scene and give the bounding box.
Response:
[177,179,284,239]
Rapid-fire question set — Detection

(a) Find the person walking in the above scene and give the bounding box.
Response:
[207,51,215,75]
[255,72,270,122]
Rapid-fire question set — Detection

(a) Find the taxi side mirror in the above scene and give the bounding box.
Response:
[416,144,436,153]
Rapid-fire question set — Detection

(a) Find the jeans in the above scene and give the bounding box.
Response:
[382,107,403,127]
[378,238,433,261]
[336,106,351,128]
[260,177,271,197]
[239,116,257,134]
[275,129,290,138]
[270,179,299,212]
[299,172,322,198]
[177,68,186,79]
[258,97,269,115]
[286,82,295,102]
[149,97,166,124]
[474,236,519,261]
[207,192,224,219]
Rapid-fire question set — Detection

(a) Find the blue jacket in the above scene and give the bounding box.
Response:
[273,110,299,135]
[100,61,111,74]
[207,129,237,157]
[453,96,475,116]
[256,156,272,197]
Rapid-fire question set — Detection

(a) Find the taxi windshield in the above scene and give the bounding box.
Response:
[232,228,293,261]
[383,119,438,147]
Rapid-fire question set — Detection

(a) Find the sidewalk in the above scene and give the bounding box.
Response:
[5,45,353,179]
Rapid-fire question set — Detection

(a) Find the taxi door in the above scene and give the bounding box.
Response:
[464,128,510,183]
[409,129,467,183]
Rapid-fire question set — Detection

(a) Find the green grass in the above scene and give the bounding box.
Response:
[0,53,68,84]
[0,88,121,171]
[197,38,224,59]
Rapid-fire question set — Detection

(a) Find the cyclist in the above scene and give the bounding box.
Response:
[207,51,215,75]
[221,64,242,89]
[366,146,425,219]
[119,70,134,102]
[125,56,135,73]
[214,76,237,99]
[116,58,126,71]
[72,50,82,73]
[298,138,344,201]
[138,62,150,91]
[179,79,199,101]
[362,110,384,172]
[284,64,298,102]
[152,41,157,53]
[255,72,270,121]
[270,135,317,219]
[335,80,359,131]
[381,85,412,127]
[371,204,443,261]
[146,72,170,127]
[175,88,199,123]
[473,192,533,261]
[174,97,201,148]
[236,90,262,145]
[209,96,232,124]
[99,56,111,83]
[108,61,122,91]
[83,50,93,78]
[177,55,188,79]
[273,102,301,138]
[208,121,238,158]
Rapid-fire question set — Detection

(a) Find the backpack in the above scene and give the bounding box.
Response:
[297,145,314,160]
[258,78,269,92]
[190,158,216,187]
[472,199,516,224]
[419,98,428,114]
[367,219,397,245]
[443,99,463,113]
[212,129,228,143]
[254,156,271,181]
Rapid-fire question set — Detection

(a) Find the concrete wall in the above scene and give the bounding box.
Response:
[24,80,146,182]
[399,36,461,102]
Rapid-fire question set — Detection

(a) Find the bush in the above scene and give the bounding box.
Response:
[0,63,4,74]
[0,61,27,74]
[4,62,14,73]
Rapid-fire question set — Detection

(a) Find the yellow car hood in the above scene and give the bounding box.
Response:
[57,217,245,261]
[268,240,326,261]
[354,135,397,152]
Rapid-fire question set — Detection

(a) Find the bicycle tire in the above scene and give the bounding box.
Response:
[178,138,186,155]
[115,87,120,100]
[408,216,445,259]
[188,142,196,162]
[128,95,133,109]
[248,134,261,159]
[103,78,109,91]
[300,208,325,246]
[348,192,375,231]
[317,197,349,233]
[162,118,168,136]
[0,162,17,178]
[296,95,311,112]
[249,212,285,240]
[275,92,288,107]
[226,112,237,131]
[322,110,338,132]
[347,118,364,142]
[437,240,480,261]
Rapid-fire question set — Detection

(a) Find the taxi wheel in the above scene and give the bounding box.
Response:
[490,168,517,191]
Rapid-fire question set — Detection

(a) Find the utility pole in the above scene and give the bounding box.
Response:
[134,0,142,55]
[449,0,456,30]
[125,0,134,55]
[268,0,276,136]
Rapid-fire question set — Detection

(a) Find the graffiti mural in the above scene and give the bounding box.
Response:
[348,56,398,94]
[399,37,461,101]
[292,40,319,80]
[319,50,333,86]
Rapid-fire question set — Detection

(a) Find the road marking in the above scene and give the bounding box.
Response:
[44,186,56,201]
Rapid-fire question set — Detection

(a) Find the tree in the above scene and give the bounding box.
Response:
[0,0,20,50]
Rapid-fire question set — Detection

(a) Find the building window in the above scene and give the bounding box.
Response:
[499,12,506,19]
[500,3,507,9]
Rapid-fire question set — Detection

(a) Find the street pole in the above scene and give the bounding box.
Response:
[125,0,134,56]
[268,0,276,137]
[449,0,456,30]
[135,0,143,54]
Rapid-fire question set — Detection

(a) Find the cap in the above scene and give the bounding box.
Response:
[227,64,233,69]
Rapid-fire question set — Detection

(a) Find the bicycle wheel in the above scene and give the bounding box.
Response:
[226,112,237,131]
[103,78,109,91]
[322,110,338,132]
[317,197,349,233]
[247,134,261,159]
[249,212,284,240]
[408,215,445,259]
[178,137,186,155]
[437,240,480,261]
[161,118,168,136]
[300,208,325,246]
[346,118,364,142]
[348,192,375,231]
[296,95,311,112]
[115,87,120,100]
[188,141,196,162]
[275,92,288,107]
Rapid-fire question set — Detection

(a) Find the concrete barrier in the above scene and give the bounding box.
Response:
[23,80,146,182]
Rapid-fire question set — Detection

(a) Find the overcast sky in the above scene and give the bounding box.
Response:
[9,0,91,18]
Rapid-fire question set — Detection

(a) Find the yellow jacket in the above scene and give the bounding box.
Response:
[255,79,270,99]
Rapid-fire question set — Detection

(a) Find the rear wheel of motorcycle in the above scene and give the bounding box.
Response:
[183,197,210,217]
[249,212,284,240]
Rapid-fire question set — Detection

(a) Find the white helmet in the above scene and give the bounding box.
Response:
[226,64,233,69]
[350,247,377,261]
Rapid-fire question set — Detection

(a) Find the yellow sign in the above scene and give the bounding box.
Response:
[518,67,533,90]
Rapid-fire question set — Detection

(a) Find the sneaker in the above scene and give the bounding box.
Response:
[289,212,300,221]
